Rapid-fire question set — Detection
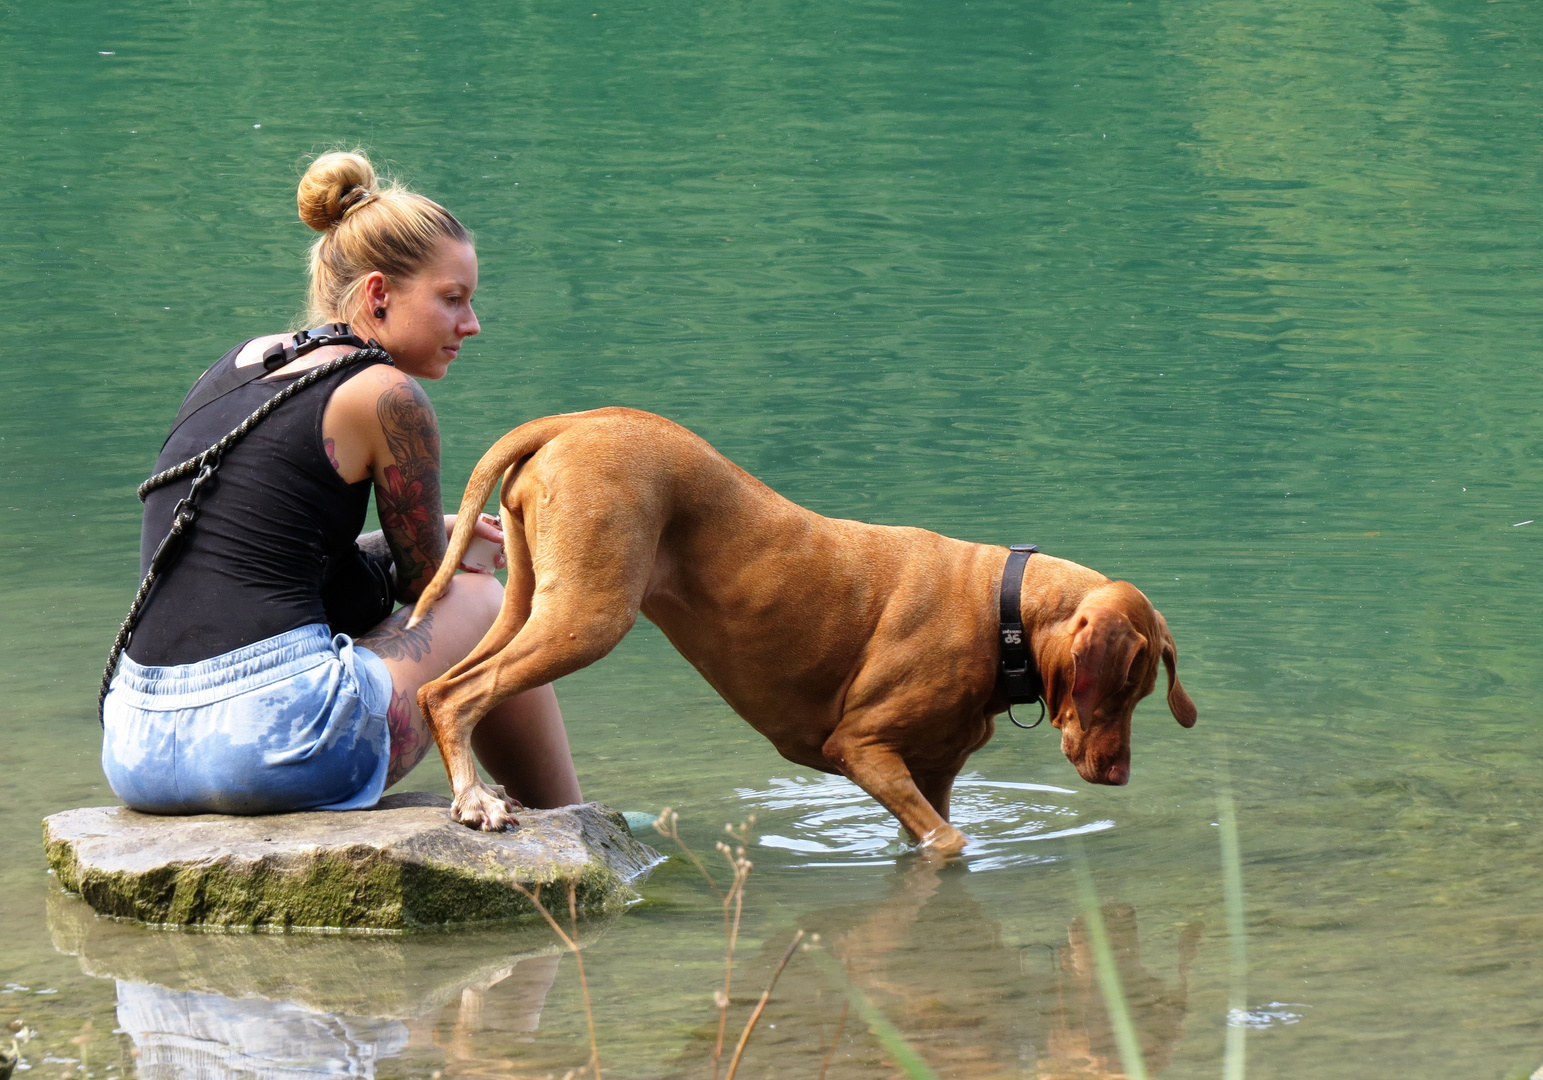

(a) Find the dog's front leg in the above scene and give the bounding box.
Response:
[824,729,969,857]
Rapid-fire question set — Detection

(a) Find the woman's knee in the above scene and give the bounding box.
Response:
[441,572,504,628]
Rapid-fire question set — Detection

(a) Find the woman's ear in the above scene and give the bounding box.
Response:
[360,271,389,318]
[1156,612,1197,727]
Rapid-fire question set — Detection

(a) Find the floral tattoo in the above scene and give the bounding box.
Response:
[375,379,445,594]
[361,606,435,663]
[385,687,433,786]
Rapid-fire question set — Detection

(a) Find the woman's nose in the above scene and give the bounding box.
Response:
[462,307,481,337]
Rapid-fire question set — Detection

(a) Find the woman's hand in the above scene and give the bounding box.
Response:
[447,512,507,573]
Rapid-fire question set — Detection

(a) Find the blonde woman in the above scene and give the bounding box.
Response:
[102,151,580,823]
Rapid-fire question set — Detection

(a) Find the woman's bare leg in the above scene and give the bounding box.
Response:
[357,573,582,808]
[471,683,581,808]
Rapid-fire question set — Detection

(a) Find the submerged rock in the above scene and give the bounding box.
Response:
[43,792,662,931]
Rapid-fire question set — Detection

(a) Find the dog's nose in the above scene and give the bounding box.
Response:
[1105,763,1130,786]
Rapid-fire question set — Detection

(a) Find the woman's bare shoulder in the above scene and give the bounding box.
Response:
[330,361,424,409]
[232,333,291,368]
[326,362,435,442]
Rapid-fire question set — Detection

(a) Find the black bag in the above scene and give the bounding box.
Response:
[321,544,397,637]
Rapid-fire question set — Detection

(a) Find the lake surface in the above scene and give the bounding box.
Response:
[2,0,1541,1076]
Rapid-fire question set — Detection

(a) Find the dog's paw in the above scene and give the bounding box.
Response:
[917,824,968,858]
[451,781,522,832]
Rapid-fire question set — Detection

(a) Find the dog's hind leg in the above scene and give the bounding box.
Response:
[420,486,659,830]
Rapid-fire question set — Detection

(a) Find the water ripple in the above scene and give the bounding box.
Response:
[734,773,1112,871]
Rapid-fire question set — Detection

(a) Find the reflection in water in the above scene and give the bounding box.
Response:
[713,864,1200,1079]
[1046,905,1201,1079]
[114,981,410,1080]
[47,891,574,1079]
[738,774,1114,870]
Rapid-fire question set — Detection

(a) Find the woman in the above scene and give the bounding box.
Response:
[102,151,580,821]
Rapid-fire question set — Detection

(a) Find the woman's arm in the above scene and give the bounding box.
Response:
[321,364,448,602]
[369,377,447,600]
[324,366,503,599]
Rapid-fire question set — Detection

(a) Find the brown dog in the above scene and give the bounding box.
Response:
[413,408,1196,854]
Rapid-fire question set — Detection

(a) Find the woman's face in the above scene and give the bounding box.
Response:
[364,239,480,380]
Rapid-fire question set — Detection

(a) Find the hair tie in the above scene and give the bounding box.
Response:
[339,186,376,216]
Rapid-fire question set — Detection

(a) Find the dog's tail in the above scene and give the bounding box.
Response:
[407,415,578,629]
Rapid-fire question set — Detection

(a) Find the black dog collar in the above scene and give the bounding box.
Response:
[999,543,1046,727]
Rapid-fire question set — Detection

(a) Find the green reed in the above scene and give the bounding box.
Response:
[1069,835,1150,1080]
[1216,756,1248,1080]
[806,948,943,1080]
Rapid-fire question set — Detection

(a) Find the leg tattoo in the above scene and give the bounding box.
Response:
[363,607,435,663]
[385,687,432,786]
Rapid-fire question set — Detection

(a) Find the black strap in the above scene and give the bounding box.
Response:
[101,345,392,723]
[166,325,374,437]
[998,543,1044,705]
[164,342,254,439]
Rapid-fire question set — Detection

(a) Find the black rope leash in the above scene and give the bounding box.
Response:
[98,347,390,723]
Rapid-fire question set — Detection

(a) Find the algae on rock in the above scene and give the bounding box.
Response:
[43,792,662,931]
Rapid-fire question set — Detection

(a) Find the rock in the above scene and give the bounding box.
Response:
[43,793,663,931]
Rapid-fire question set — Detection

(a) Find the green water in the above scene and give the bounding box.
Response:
[3,0,1542,1075]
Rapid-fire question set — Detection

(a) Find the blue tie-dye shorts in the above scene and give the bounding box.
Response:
[102,623,393,815]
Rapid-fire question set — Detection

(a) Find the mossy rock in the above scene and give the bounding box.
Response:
[43,793,662,931]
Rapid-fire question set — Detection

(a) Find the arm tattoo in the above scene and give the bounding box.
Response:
[375,379,446,595]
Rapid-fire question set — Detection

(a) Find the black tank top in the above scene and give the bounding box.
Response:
[127,344,391,666]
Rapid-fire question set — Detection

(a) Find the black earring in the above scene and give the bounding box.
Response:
[373,306,386,320]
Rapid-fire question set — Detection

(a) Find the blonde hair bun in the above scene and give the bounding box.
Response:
[299,151,470,324]
[297,151,378,232]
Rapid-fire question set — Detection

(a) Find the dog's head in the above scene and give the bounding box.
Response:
[1038,581,1196,786]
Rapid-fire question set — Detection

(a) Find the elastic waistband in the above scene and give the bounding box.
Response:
[114,624,341,705]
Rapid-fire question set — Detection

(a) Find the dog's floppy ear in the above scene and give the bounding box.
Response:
[1070,608,1144,728]
[1155,611,1197,728]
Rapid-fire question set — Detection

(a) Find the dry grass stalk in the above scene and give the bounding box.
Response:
[817,990,850,1079]
[710,824,754,1078]
[722,929,806,1080]
[509,880,602,1080]
[652,807,721,896]
[650,810,759,1080]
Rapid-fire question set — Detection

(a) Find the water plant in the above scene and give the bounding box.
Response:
[1067,758,1252,1080]
[1217,759,1248,1080]
[518,805,1242,1080]
[1070,835,1150,1080]
[805,947,943,1080]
